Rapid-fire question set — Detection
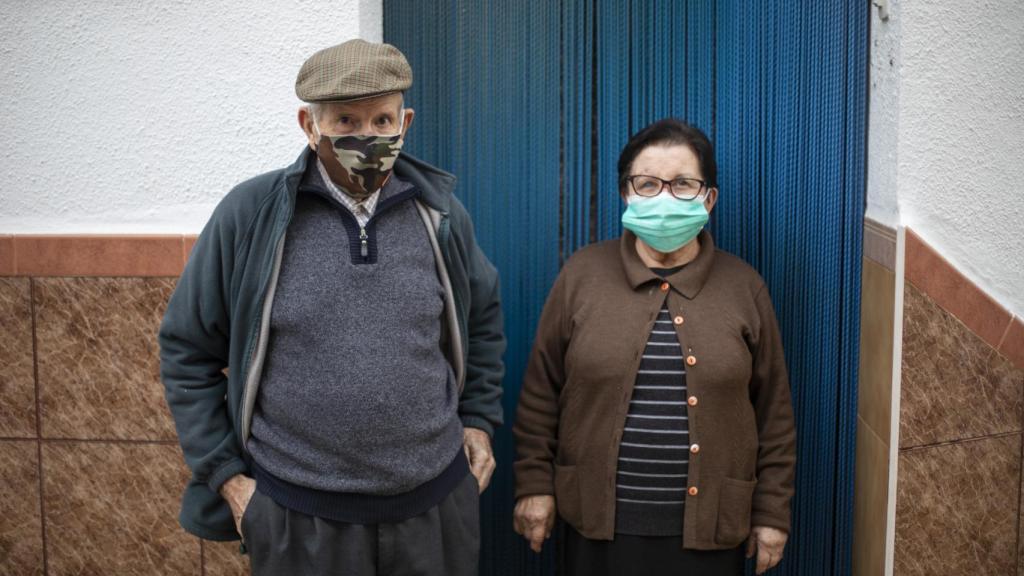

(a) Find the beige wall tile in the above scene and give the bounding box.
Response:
[864,219,897,271]
[999,316,1024,371]
[42,441,198,575]
[204,539,251,576]
[853,416,889,576]
[0,278,36,438]
[35,278,178,440]
[858,258,895,441]
[0,440,43,576]
[894,434,1020,575]
[1020,430,1024,576]
[900,282,1023,448]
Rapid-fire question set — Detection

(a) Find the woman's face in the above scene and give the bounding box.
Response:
[626,144,718,214]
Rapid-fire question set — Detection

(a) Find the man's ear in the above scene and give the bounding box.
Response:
[400,107,415,139]
[298,106,318,150]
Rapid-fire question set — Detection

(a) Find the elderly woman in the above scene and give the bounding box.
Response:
[512,119,796,575]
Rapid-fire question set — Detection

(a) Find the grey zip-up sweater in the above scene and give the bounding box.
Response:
[159,148,506,541]
[248,170,464,495]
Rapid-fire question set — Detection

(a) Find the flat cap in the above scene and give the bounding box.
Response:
[295,39,412,102]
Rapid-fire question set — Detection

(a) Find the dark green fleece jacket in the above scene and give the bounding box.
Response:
[158,148,506,541]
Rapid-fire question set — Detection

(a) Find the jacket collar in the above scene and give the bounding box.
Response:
[285,147,455,214]
[283,147,314,190]
[620,229,717,300]
[392,152,455,214]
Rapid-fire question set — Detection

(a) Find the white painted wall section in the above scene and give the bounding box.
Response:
[866,0,901,229]
[868,0,1024,317]
[0,0,383,234]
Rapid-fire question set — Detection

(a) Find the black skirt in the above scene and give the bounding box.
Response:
[560,525,745,576]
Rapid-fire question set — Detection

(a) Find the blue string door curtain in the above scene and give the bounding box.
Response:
[385,1,867,575]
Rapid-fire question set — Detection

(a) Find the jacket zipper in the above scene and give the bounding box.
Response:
[237,197,294,442]
[325,188,419,262]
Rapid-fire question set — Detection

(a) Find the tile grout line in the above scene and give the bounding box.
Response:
[30,277,49,576]
[995,314,1015,353]
[899,429,1024,453]
[28,437,180,445]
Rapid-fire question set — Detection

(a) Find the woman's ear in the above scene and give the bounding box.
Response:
[703,187,719,214]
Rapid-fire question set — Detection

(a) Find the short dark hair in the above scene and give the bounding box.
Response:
[617,118,717,195]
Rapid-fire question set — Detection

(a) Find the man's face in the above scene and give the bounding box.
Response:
[300,93,414,148]
[298,92,415,196]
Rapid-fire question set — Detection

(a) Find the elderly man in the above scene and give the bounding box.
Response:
[159,39,505,575]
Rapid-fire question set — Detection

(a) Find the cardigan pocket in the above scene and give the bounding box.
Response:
[715,477,756,546]
[554,464,583,530]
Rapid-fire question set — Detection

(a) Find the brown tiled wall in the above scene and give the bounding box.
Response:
[6,230,1022,574]
[0,235,249,575]
[894,229,1024,575]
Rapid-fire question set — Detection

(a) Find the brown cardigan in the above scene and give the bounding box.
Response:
[513,230,796,550]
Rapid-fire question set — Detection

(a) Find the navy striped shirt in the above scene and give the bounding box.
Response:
[614,302,690,536]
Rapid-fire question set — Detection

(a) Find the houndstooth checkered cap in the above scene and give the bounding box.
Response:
[295,39,412,102]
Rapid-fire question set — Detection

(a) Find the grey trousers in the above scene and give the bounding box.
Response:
[241,473,480,576]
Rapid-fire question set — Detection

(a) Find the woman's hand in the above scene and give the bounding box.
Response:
[746,525,788,574]
[513,495,556,552]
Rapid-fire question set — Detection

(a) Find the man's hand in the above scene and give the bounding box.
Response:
[463,427,496,493]
[513,495,556,553]
[219,474,256,537]
[746,525,788,574]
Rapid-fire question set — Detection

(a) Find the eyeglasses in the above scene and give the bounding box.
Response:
[624,175,707,201]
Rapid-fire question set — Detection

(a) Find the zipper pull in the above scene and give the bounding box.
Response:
[359,227,368,259]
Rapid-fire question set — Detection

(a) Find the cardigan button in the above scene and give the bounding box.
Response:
[686,355,697,366]
[690,444,700,454]
[673,315,684,325]
[660,282,670,292]
[687,396,698,407]
[688,486,699,497]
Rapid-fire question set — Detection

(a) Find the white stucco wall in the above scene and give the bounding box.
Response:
[868,0,1024,317]
[866,0,902,229]
[0,0,382,234]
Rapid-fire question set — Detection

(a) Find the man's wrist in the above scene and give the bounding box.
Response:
[219,474,249,499]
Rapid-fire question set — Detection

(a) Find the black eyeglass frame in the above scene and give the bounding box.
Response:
[623,174,709,201]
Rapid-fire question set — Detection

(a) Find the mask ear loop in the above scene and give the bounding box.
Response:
[393,108,406,137]
[309,106,322,150]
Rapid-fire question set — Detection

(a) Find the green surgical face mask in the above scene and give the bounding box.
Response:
[621,194,709,253]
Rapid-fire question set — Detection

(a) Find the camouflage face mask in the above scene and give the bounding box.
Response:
[314,125,405,200]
